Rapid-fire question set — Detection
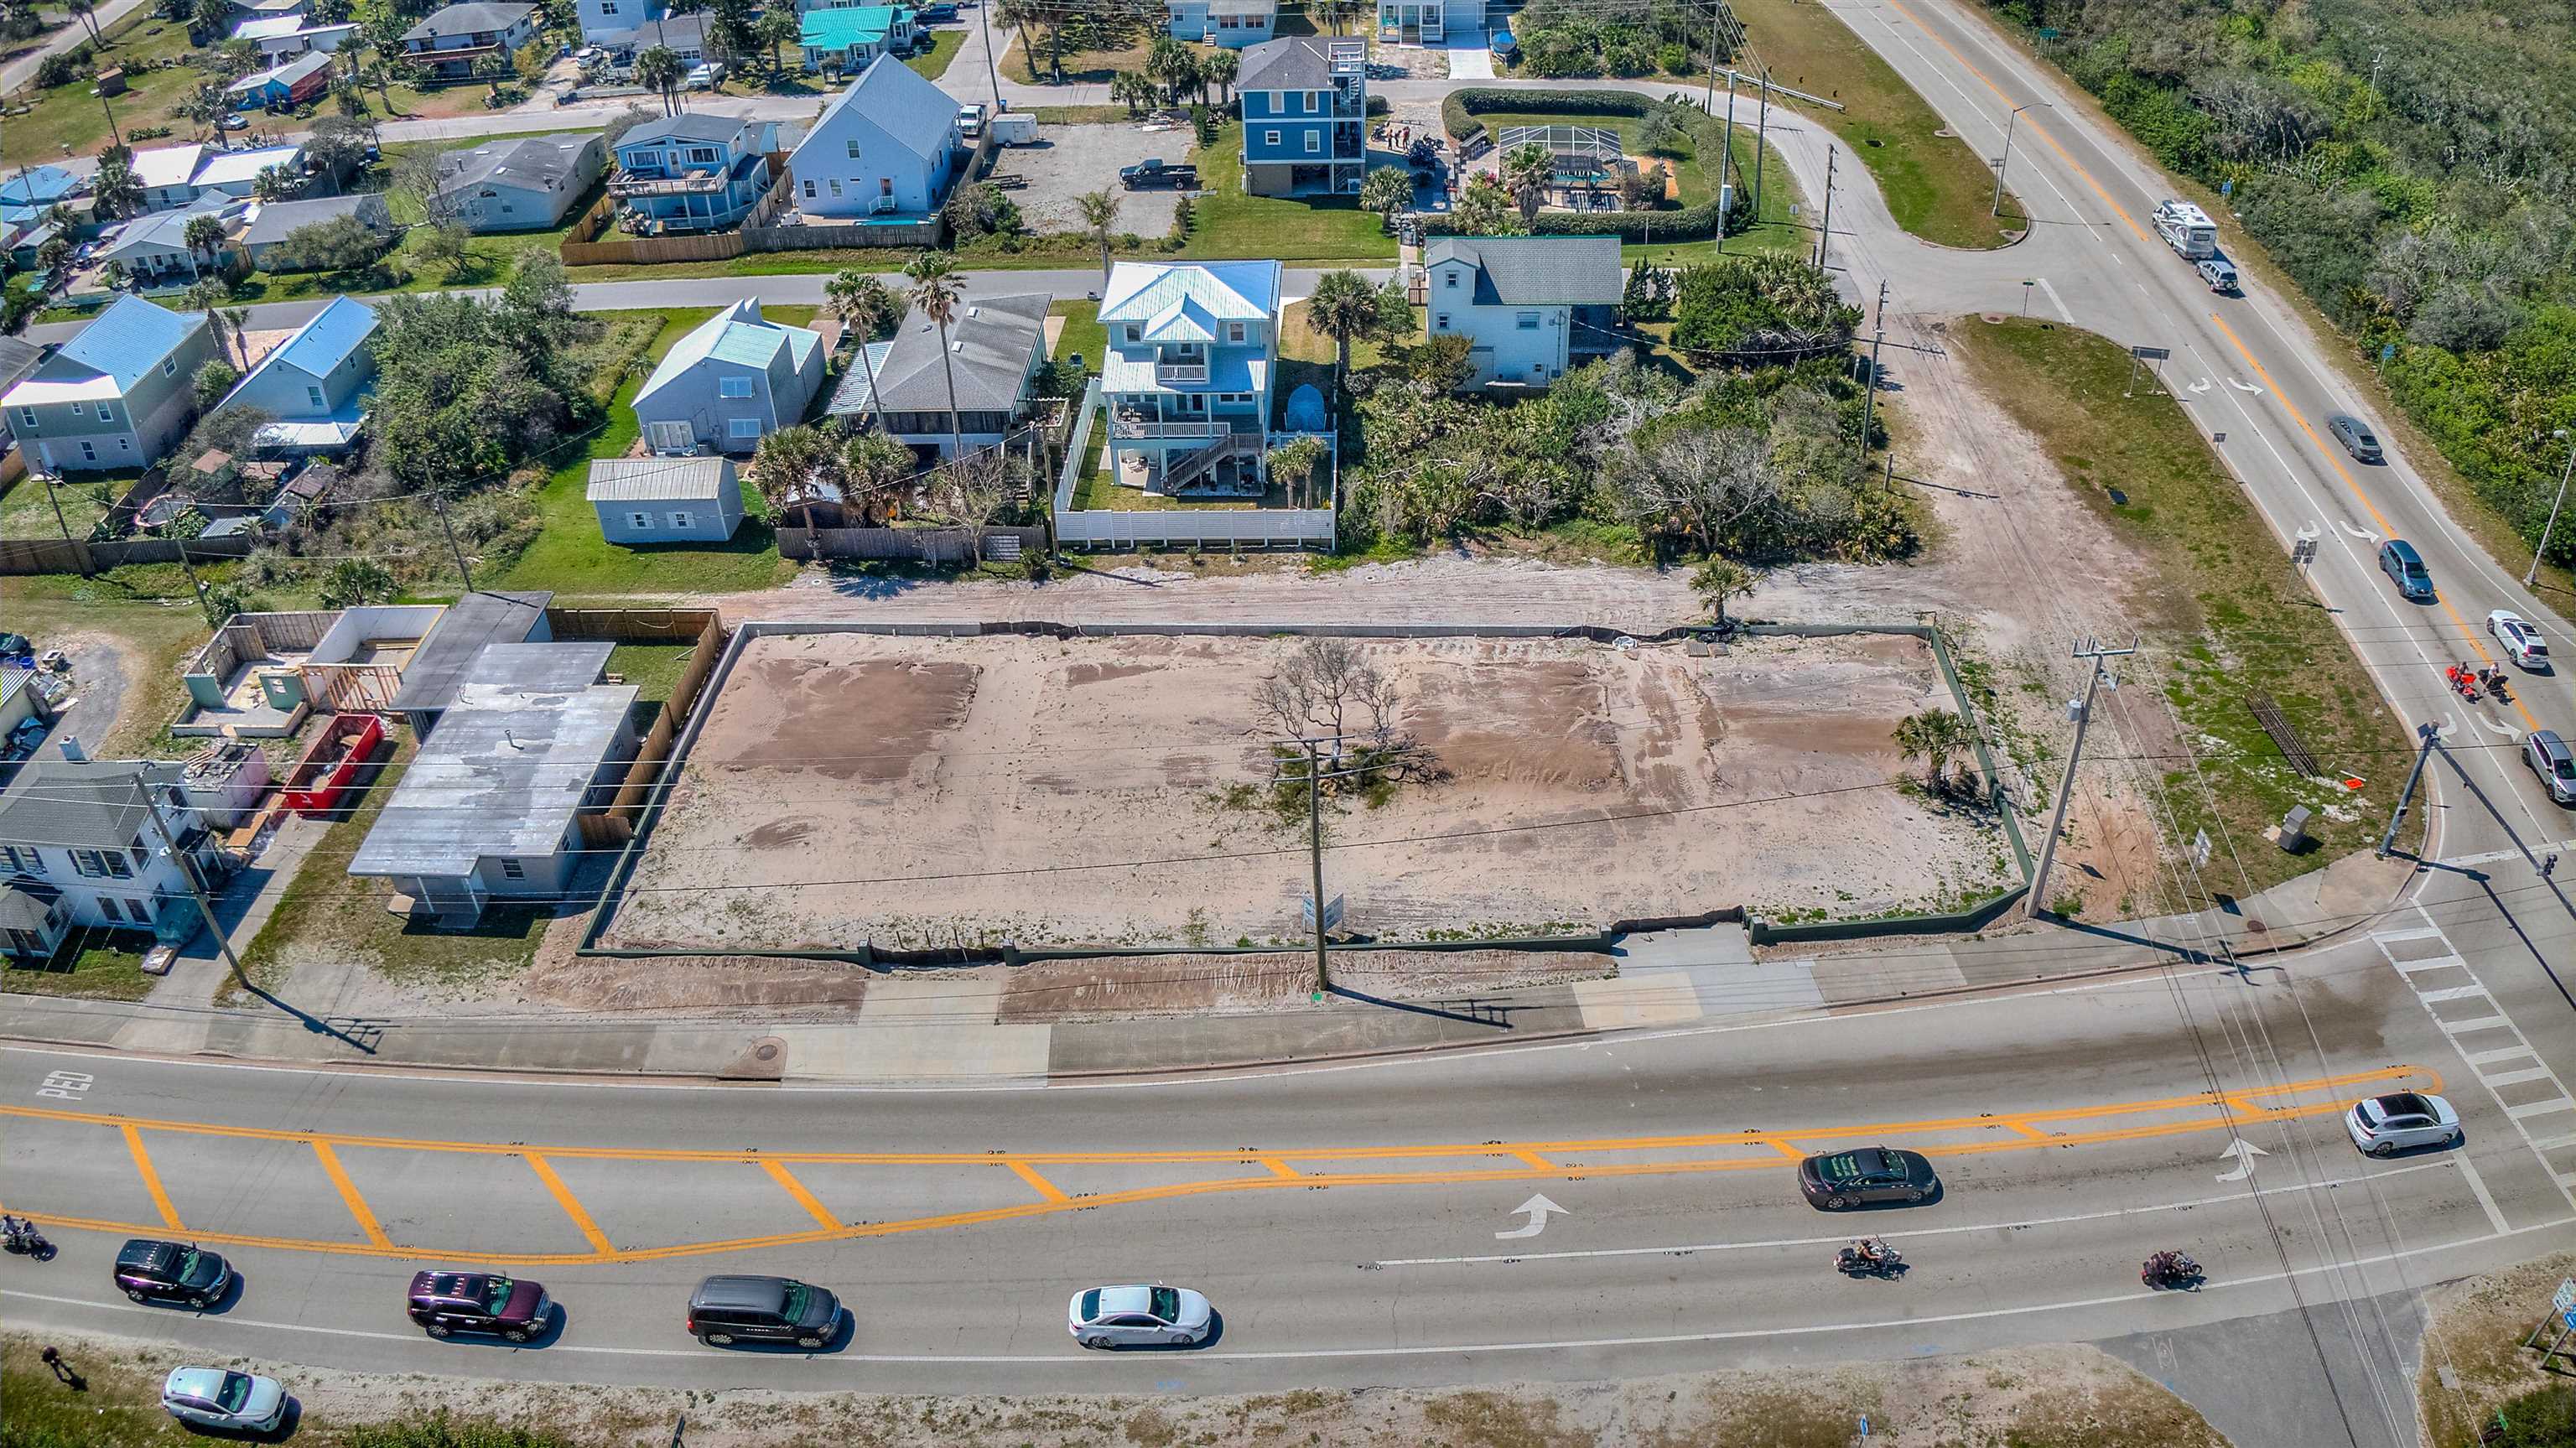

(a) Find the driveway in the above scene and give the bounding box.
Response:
[1445,26,1494,80]
[995,119,1193,241]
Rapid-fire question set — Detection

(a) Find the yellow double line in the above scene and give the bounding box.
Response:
[0,1065,2430,1267]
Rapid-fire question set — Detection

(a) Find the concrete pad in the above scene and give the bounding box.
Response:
[1446,27,1493,80]
[1571,971,1704,1029]
[1809,946,1970,1004]
[777,1022,1052,1082]
[111,1012,215,1056]
[860,974,1005,1022]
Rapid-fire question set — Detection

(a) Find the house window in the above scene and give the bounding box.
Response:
[79,441,95,462]
[847,138,864,158]
[803,179,816,198]
[685,146,720,164]
[306,385,325,408]
[127,898,150,921]
[68,402,80,417]
[667,510,693,529]
[1516,311,1540,330]
[602,0,616,12]
[1443,271,1459,288]
[162,357,176,376]
[719,376,755,398]
[1124,324,1140,342]
[16,407,31,428]
[728,418,763,439]
[1434,313,1449,330]
[628,511,652,528]
[829,179,843,196]
[1304,131,1319,153]
[94,403,112,423]
[500,858,525,880]
[1227,322,1245,343]
[1263,129,1280,147]
[98,897,119,922]
[0,845,41,874]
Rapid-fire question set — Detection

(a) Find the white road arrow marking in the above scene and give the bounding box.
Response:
[2227,376,2265,394]
[2215,1138,2269,1183]
[1495,1194,1569,1239]
[2338,520,2381,543]
[2189,377,2213,394]
[2480,714,2518,738]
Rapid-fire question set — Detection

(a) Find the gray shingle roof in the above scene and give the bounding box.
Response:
[1238,35,1332,93]
[1426,236,1623,307]
[240,194,387,247]
[614,112,749,150]
[0,880,60,933]
[402,1,533,41]
[437,133,596,196]
[830,291,1049,417]
[0,761,186,853]
[587,456,735,502]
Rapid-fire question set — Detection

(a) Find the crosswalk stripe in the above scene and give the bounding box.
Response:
[2463,1046,2539,1067]
[2482,1067,2558,1090]
[2418,985,2490,1004]
[2370,926,2444,945]
[2389,954,2468,976]
[2439,1015,2513,1035]
[2505,1098,2576,1122]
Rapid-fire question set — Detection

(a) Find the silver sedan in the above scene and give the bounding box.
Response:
[161,1367,288,1433]
[1067,1284,1214,1348]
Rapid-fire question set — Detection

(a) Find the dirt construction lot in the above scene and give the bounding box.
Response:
[605,630,2017,952]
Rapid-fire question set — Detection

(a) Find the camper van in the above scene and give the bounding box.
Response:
[2153,200,2217,260]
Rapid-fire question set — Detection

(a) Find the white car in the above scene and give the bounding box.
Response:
[161,1367,288,1433]
[2488,610,2552,671]
[683,61,724,90]
[2346,1092,2459,1156]
[1067,1283,1213,1347]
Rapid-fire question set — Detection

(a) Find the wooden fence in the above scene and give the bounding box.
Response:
[776,525,1045,563]
[600,610,729,828]
[544,605,719,642]
[0,534,254,575]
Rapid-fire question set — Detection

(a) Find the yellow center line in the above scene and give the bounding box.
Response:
[1263,1158,1301,1179]
[521,1153,616,1258]
[310,1140,392,1249]
[121,1124,181,1231]
[1005,1160,1069,1204]
[1511,1150,1552,1170]
[756,1159,839,1230]
[2005,1122,2054,1141]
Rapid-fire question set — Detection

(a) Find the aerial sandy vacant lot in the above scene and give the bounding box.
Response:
[605,631,2013,952]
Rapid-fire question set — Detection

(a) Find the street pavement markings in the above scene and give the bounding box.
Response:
[0,1067,2438,1268]
[2371,908,2576,1204]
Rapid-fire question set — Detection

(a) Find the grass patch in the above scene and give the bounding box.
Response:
[1953,316,2419,895]
[0,929,157,1000]
[0,470,119,540]
[3,579,237,758]
[1049,298,1106,374]
[1000,29,1162,86]
[1183,122,1395,261]
[491,308,800,597]
[1727,0,2019,249]
[1628,124,1809,264]
[905,27,968,80]
[0,1340,210,1445]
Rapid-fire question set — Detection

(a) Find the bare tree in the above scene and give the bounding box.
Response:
[1618,425,1783,555]
[1254,637,1402,750]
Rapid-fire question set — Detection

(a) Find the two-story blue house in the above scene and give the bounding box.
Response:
[1237,36,1367,197]
[216,293,378,452]
[400,1,539,81]
[1098,260,1280,497]
[610,114,782,233]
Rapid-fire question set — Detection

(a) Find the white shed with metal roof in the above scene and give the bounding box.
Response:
[586,456,743,543]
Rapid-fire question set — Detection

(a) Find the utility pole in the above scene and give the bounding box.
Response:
[1857,281,1887,465]
[174,538,212,625]
[1992,102,2040,216]
[2026,636,2137,919]
[133,774,247,990]
[2525,428,2573,588]
[1717,69,1737,255]
[1814,146,1836,270]
[1272,733,1426,992]
[429,494,473,591]
[1751,65,1770,225]
[974,0,1002,118]
[2377,723,2438,860]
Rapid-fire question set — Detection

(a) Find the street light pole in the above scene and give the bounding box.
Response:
[2525,428,2574,588]
[1991,102,2038,216]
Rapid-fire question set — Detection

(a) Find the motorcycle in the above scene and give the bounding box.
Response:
[1,1214,53,1260]
[2446,662,2482,702]
[2141,1249,2201,1290]
[2482,664,2511,703]
[1836,1238,1903,1277]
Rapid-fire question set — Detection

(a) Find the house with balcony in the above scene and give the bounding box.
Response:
[3,296,216,474]
[631,299,826,454]
[610,114,781,234]
[1237,36,1367,197]
[784,54,964,221]
[1098,260,1280,497]
[1168,0,1275,47]
[1376,0,1478,44]
[0,760,223,960]
[574,0,657,44]
[400,1,540,82]
[798,3,912,72]
[1422,236,1624,390]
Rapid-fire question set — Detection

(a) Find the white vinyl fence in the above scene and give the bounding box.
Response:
[1052,380,1338,552]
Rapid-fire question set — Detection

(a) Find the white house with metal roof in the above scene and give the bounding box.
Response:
[828,291,1050,458]
[1098,260,1280,496]
[128,143,309,211]
[586,456,744,543]
[0,760,222,960]
[236,192,392,271]
[1421,236,1625,390]
[631,300,826,454]
[347,641,638,925]
[230,11,358,56]
[216,293,377,453]
[2,296,218,473]
[784,54,965,221]
[93,197,243,283]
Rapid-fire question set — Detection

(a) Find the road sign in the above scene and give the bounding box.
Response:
[2221,179,2234,197]
[2381,342,2397,362]
[1301,895,1346,932]
[2036,27,2059,38]
[2554,1278,2575,1328]
[2191,828,2212,869]
[2131,345,2172,361]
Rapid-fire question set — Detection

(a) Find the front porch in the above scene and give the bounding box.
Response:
[1109,413,1268,497]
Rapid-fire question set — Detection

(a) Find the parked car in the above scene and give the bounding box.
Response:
[2525,730,2576,806]
[114,1238,232,1308]
[1491,27,1518,59]
[160,1368,287,1434]
[1067,1284,1214,1347]
[1796,1146,1940,1209]
[683,61,724,90]
[2378,539,2434,601]
[408,1270,553,1341]
[1119,158,1198,189]
[917,3,958,20]
[685,1275,840,1348]
[2487,610,2551,670]
[2194,257,2237,293]
[2328,413,2384,463]
[2345,1092,2459,1155]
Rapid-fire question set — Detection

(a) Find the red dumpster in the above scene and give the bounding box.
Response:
[280,713,385,816]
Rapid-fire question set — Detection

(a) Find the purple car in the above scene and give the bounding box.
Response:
[115,1238,231,1308]
[407,1270,553,1341]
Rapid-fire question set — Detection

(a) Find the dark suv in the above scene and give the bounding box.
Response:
[407,1270,553,1341]
[2379,539,2435,601]
[113,1238,231,1308]
[1797,1147,1940,1210]
[686,1275,841,1348]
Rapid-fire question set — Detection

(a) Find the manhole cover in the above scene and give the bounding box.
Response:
[1867,138,1885,147]
[754,1041,781,1061]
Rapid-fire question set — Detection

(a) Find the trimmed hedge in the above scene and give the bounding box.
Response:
[1428,88,1751,243]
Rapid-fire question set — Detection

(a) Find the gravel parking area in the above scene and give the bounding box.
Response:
[999,119,1196,239]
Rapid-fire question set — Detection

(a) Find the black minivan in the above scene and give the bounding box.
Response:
[685,1275,841,1348]
[2379,539,2435,601]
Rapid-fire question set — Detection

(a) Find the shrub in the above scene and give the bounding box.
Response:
[1658,42,1690,75]
[35,45,91,87]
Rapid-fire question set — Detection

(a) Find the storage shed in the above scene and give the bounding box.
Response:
[585,456,745,544]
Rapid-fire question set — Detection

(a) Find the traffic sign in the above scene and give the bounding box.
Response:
[2553,1277,2575,1328]
[2131,345,2172,361]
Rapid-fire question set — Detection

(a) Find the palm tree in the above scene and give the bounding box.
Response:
[1110,70,1150,118]
[753,423,836,545]
[840,429,915,526]
[88,147,143,221]
[471,49,507,101]
[223,307,252,367]
[1074,189,1118,288]
[182,280,231,360]
[252,163,295,202]
[1893,708,1976,795]
[1304,268,1381,390]
[902,248,969,470]
[823,268,901,432]
[993,0,1037,73]
[754,6,798,73]
[182,213,230,278]
[1145,35,1194,108]
[636,44,685,116]
[1201,46,1238,106]
[1504,143,1553,226]
[65,0,105,46]
[1689,554,1763,628]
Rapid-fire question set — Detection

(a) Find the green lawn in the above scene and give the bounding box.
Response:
[231,148,610,302]
[0,931,157,1000]
[492,308,804,596]
[1049,298,1105,373]
[906,28,968,80]
[1953,318,2418,900]
[3,10,201,166]
[1184,122,1397,260]
[1728,0,2020,248]
[0,470,121,540]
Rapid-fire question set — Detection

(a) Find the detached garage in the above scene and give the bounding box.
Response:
[585,456,745,544]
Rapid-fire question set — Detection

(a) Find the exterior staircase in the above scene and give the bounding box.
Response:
[1161,431,1264,494]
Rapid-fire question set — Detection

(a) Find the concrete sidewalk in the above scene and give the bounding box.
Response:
[0,854,2413,1085]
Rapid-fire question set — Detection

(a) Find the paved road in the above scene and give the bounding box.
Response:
[0,0,153,98]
